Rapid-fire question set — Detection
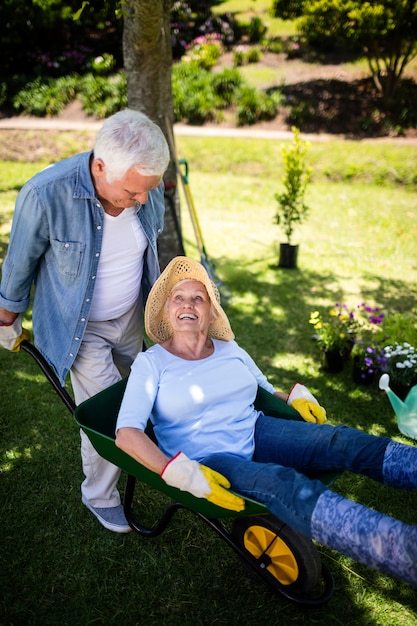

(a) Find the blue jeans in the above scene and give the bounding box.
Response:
[202,414,390,537]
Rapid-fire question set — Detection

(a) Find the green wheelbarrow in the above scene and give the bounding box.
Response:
[22,341,337,607]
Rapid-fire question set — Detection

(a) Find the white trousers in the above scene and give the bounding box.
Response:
[70,298,143,507]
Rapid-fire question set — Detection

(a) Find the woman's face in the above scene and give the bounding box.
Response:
[166,280,215,336]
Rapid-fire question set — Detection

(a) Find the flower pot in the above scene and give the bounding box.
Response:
[278,243,298,269]
[323,349,344,373]
[352,356,375,385]
[343,338,355,361]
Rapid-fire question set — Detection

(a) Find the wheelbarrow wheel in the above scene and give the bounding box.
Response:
[232,514,322,595]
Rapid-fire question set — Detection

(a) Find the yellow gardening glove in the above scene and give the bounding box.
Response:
[290,398,327,424]
[199,465,245,511]
[0,315,31,352]
[287,383,327,424]
[161,452,245,512]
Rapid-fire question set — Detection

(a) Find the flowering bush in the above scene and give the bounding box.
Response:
[352,330,386,381]
[183,34,224,69]
[309,303,357,354]
[382,342,417,387]
[352,303,386,378]
[233,45,262,66]
[284,36,302,59]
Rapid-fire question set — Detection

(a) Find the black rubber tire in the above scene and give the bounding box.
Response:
[232,514,322,595]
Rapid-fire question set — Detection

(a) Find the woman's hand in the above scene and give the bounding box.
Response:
[161,452,245,511]
[287,383,327,424]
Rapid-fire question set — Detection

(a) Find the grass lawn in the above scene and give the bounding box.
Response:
[1,131,417,625]
[212,0,298,38]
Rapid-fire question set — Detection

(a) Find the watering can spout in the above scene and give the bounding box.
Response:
[379,374,407,416]
[379,374,417,440]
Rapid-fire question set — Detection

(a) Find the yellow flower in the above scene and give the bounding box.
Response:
[309,311,321,325]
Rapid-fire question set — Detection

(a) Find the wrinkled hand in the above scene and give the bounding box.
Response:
[0,315,31,352]
[287,383,326,424]
[161,452,245,511]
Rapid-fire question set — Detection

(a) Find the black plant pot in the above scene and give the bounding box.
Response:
[278,243,299,269]
[323,349,344,373]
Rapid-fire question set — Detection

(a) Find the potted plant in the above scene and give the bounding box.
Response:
[381,342,417,399]
[309,304,357,372]
[351,303,386,384]
[352,332,385,385]
[274,127,312,268]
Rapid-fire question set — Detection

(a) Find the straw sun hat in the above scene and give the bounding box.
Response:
[145,256,234,343]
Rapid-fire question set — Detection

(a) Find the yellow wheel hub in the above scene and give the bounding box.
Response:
[243,525,299,585]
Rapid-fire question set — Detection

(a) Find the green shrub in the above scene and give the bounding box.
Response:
[265,38,285,54]
[246,47,263,63]
[173,62,242,123]
[184,90,222,124]
[236,86,282,126]
[183,34,224,70]
[173,59,280,126]
[0,82,7,108]
[12,75,79,116]
[233,47,246,67]
[90,53,116,76]
[10,72,126,119]
[284,36,303,59]
[247,16,268,43]
[233,46,262,67]
[172,62,220,122]
[211,68,242,106]
[79,73,127,118]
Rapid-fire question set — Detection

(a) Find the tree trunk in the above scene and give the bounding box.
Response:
[123,0,183,270]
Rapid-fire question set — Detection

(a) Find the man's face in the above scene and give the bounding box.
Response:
[92,158,162,209]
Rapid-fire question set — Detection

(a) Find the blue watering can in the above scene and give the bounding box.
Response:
[379,374,417,440]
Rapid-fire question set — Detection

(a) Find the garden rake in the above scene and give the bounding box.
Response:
[165,121,230,300]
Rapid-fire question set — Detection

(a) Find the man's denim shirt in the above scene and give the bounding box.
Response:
[0,151,164,384]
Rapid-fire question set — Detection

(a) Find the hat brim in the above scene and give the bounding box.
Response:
[145,256,234,343]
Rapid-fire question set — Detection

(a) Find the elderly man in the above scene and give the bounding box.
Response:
[0,109,170,533]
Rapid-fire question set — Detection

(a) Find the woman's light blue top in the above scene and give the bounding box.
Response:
[116,339,275,461]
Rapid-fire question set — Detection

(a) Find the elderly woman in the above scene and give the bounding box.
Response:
[116,256,417,588]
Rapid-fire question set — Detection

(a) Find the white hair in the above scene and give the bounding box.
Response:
[94,109,170,183]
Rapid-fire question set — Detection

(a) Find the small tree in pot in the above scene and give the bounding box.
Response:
[274,127,312,268]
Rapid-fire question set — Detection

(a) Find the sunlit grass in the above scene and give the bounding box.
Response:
[0,161,49,191]
[212,0,297,38]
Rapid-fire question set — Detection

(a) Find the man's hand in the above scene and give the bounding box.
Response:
[287,383,327,424]
[0,315,31,351]
[161,452,245,511]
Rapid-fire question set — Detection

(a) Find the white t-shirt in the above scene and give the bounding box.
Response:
[89,207,147,321]
[116,339,275,462]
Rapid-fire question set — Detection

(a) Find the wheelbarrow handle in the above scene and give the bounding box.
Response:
[20,340,76,414]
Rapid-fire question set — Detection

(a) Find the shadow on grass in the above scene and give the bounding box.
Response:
[268,77,417,138]
[220,258,416,433]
